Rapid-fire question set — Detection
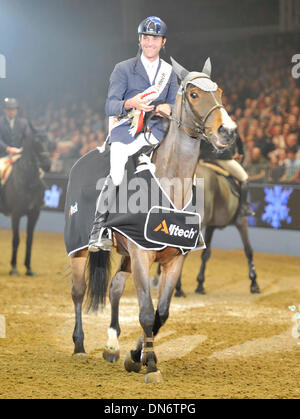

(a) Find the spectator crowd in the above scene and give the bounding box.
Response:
[3,33,300,184]
[214,33,300,184]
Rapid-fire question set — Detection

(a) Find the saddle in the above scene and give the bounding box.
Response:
[199,160,240,198]
[0,155,21,185]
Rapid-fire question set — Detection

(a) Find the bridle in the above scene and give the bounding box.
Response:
[172,74,225,139]
[144,73,225,150]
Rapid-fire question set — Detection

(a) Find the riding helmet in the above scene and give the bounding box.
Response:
[4,97,19,109]
[138,16,167,37]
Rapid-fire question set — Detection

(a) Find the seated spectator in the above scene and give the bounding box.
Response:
[277,148,287,166]
[68,130,82,159]
[247,147,268,182]
[271,124,285,149]
[279,147,300,183]
[267,153,285,183]
[285,132,299,151]
[96,129,105,148]
[255,127,275,157]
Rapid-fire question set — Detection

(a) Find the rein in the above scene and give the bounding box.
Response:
[143,74,225,154]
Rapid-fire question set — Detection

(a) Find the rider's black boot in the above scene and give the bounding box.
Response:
[238,180,255,217]
[88,178,115,252]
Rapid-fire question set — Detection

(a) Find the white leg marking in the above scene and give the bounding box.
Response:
[106,327,119,351]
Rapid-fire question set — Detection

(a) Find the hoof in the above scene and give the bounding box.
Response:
[9,268,19,276]
[72,352,88,362]
[250,284,261,294]
[195,286,206,295]
[174,289,185,298]
[144,370,163,384]
[124,353,142,373]
[26,269,35,277]
[103,348,120,363]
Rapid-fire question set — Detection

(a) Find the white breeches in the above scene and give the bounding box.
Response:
[110,133,159,186]
[216,159,248,183]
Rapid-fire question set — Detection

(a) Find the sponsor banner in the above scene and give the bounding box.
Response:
[145,206,201,249]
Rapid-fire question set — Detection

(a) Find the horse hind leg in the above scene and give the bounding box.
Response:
[124,245,161,383]
[196,226,215,294]
[236,218,260,294]
[25,208,40,276]
[71,250,88,358]
[103,256,131,363]
[124,335,143,374]
[10,213,21,276]
[150,263,161,289]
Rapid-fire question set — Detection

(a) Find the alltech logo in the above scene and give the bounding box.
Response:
[154,219,198,239]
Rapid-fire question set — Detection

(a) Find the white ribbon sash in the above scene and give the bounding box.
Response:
[109,59,173,138]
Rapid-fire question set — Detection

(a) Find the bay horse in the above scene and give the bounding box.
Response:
[153,162,260,296]
[69,57,237,383]
[0,127,51,276]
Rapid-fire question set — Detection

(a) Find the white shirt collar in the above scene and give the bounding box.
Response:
[6,116,15,130]
[140,54,160,84]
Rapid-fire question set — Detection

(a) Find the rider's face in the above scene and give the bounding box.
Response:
[139,35,166,61]
[4,108,18,120]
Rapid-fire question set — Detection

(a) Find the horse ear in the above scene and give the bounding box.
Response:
[170,57,189,81]
[202,57,212,77]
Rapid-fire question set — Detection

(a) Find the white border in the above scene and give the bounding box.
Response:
[144,205,202,250]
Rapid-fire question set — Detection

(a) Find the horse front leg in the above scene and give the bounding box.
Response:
[103,256,131,363]
[10,213,21,276]
[153,254,185,336]
[25,208,40,276]
[71,250,88,358]
[124,244,160,383]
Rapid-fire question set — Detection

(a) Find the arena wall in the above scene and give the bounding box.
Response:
[0,211,298,257]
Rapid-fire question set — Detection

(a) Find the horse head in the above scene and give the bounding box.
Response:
[171,57,237,150]
[23,124,52,173]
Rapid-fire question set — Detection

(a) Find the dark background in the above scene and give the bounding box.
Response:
[1,0,300,232]
[0,0,285,110]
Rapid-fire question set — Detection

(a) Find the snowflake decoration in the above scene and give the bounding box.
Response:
[247,191,260,227]
[261,186,293,229]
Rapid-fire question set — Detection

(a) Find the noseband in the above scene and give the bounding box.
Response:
[174,74,225,139]
[143,74,225,152]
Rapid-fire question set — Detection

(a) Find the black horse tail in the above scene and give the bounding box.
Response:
[86,251,111,313]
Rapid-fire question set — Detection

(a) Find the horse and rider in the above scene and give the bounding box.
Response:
[0,98,30,198]
[65,16,255,383]
[0,97,51,275]
[87,16,253,254]
[0,97,30,159]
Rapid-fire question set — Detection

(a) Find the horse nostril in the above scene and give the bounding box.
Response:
[218,126,236,141]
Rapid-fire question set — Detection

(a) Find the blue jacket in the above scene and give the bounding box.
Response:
[105,55,178,144]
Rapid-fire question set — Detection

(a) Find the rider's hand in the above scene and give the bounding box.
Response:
[6,146,22,156]
[125,93,155,113]
[155,104,171,118]
[233,153,243,163]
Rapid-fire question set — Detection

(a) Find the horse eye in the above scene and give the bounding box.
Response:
[190,92,198,99]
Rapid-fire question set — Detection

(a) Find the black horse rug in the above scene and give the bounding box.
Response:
[64,145,204,256]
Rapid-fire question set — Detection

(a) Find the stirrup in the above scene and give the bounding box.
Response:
[88,227,113,252]
[239,206,255,218]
